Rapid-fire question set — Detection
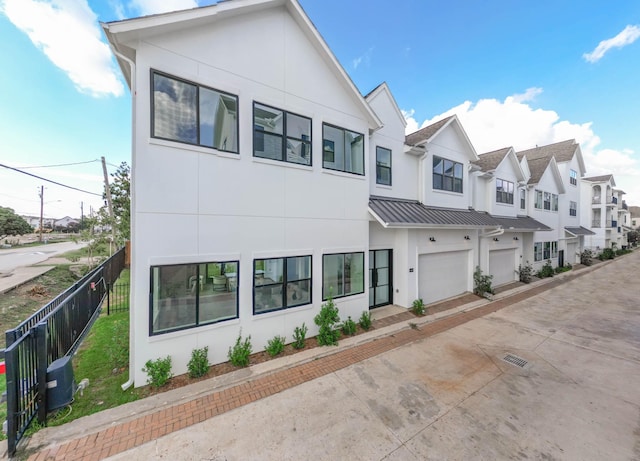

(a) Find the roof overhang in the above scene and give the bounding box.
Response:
[564,226,596,237]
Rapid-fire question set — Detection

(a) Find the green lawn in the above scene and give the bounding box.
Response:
[0,372,6,441]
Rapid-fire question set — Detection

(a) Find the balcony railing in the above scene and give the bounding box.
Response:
[606,196,617,205]
[611,220,618,228]
[592,196,601,204]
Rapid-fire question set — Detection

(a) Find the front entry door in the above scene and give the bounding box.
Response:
[369,249,392,308]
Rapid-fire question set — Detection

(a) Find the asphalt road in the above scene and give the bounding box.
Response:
[0,240,87,272]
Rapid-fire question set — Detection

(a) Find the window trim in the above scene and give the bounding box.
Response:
[433,156,463,193]
[150,69,239,154]
[520,189,526,209]
[322,123,365,176]
[534,242,543,262]
[322,251,365,301]
[252,101,312,166]
[496,178,514,204]
[534,190,543,209]
[149,260,239,336]
[376,146,392,186]
[569,201,577,217]
[570,169,578,186]
[253,255,312,315]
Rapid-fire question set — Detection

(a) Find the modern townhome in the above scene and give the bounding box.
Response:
[103,0,608,385]
[517,140,593,266]
[580,175,622,250]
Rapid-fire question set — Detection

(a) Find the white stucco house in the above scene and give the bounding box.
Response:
[580,174,621,250]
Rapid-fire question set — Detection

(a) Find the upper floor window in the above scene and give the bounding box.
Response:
[570,169,578,186]
[254,256,312,314]
[569,201,577,216]
[151,71,238,153]
[552,194,559,212]
[433,156,463,193]
[543,192,551,210]
[496,179,514,204]
[323,252,364,300]
[322,124,364,175]
[520,189,526,209]
[534,190,543,209]
[150,261,238,335]
[376,146,392,185]
[253,103,311,166]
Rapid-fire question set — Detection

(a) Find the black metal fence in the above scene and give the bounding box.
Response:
[3,246,127,456]
[106,282,130,315]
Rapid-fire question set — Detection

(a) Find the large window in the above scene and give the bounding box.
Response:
[253,256,311,314]
[152,71,238,153]
[496,178,514,204]
[534,190,543,209]
[253,103,311,165]
[570,169,578,186]
[520,189,526,209]
[323,252,364,300]
[570,201,577,216]
[376,146,392,185]
[322,124,364,175]
[433,156,463,193]
[534,242,558,262]
[534,243,543,262]
[150,261,238,335]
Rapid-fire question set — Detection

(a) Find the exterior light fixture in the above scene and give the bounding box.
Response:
[429,237,436,242]
[493,237,499,242]
[513,236,519,241]
[464,235,471,240]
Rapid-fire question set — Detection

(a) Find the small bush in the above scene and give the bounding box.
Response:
[536,260,554,278]
[580,249,594,266]
[228,331,252,367]
[517,261,534,284]
[473,266,494,296]
[107,319,129,370]
[358,311,372,331]
[411,298,425,316]
[142,356,173,388]
[554,265,571,274]
[266,335,286,357]
[599,248,615,260]
[314,297,341,346]
[292,323,308,349]
[342,316,357,336]
[187,346,209,378]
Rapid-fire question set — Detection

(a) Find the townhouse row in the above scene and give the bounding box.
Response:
[102,0,629,386]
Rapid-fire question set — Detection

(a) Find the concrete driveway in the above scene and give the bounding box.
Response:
[103,253,640,460]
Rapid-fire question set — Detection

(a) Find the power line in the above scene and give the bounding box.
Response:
[0,162,103,197]
[17,159,100,169]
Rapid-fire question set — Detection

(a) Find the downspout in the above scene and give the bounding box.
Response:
[417,147,429,202]
[112,47,137,392]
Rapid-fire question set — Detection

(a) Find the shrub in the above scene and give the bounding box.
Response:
[292,323,308,349]
[536,260,554,278]
[473,266,494,296]
[342,316,357,336]
[599,248,615,260]
[358,311,372,331]
[187,346,209,378]
[580,249,594,266]
[554,265,571,274]
[411,298,425,316]
[517,261,534,284]
[142,356,172,388]
[314,297,341,346]
[266,335,286,357]
[228,331,252,367]
[107,319,129,370]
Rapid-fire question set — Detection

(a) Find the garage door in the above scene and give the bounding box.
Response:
[566,242,578,264]
[418,251,469,305]
[489,249,516,287]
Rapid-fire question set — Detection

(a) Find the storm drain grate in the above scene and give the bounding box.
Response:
[502,354,528,368]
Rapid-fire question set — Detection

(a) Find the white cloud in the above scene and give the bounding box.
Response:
[404,89,640,204]
[509,87,543,104]
[1,0,124,97]
[583,24,640,63]
[128,0,197,16]
[353,47,374,70]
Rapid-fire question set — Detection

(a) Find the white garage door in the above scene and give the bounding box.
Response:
[418,251,469,305]
[566,242,578,264]
[489,249,516,287]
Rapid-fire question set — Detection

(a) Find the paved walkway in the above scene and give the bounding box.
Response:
[23,261,608,460]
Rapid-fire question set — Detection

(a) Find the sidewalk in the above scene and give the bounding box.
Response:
[21,261,607,460]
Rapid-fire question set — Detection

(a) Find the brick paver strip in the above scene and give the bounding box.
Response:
[28,270,589,460]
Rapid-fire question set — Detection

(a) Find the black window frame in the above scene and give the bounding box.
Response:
[569,201,577,216]
[322,252,365,301]
[496,178,514,204]
[375,146,392,186]
[433,156,463,193]
[149,261,239,336]
[543,192,551,210]
[252,102,312,166]
[150,70,239,154]
[552,194,559,212]
[534,190,543,209]
[253,255,312,315]
[520,189,526,209]
[322,123,365,176]
[570,169,578,186]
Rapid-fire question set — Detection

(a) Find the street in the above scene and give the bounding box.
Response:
[0,240,86,273]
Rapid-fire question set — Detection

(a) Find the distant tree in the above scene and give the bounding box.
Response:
[627,230,638,246]
[0,206,32,240]
[101,162,130,246]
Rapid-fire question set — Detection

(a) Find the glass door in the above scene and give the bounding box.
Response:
[369,249,392,308]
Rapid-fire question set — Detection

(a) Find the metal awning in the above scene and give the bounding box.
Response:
[565,226,596,237]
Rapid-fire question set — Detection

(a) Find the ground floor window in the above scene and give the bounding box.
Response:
[323,252,364,300]
[534,243,543,262]
[253,256,312,314]
[150,261,238,335]
[535,241,558,262]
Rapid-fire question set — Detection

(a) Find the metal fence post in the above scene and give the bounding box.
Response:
[36,322,48,425]
[107,282,111,315]
[5,346,18,457]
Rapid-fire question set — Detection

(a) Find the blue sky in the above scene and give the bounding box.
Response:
[1,0,639,219]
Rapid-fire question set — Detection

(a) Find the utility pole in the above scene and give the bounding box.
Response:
[38,185,44,243]
[80,201,84,228]
[101,156,116,254]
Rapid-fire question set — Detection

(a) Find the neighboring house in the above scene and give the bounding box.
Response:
[580,175,619,250]
[53,216,80,230]
[517,140,593,265]
[21,215,54,229]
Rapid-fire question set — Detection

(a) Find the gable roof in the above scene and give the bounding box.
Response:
[583,174,615,185]
[405,116,454,146]
[364,82,407,128]
[474,147,511,172]
[516,153,565,193]
[102,0,382,131]
[516,139,586,176]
